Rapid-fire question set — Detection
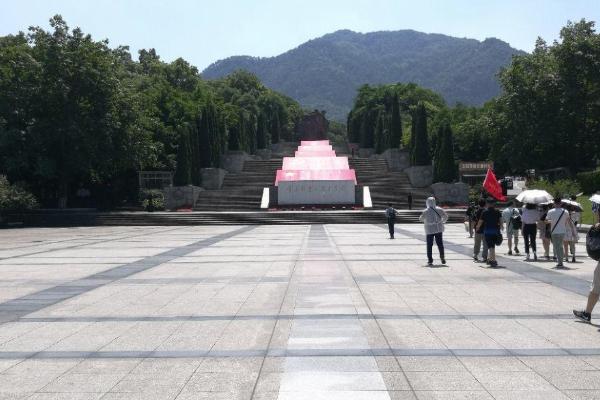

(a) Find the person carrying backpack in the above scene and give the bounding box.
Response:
[573,213,600,323]
[476,198,502,268]
[502,201,521,255]
[385,203,397,239]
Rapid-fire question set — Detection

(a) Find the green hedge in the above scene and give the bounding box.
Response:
[0,176,39,211]
[577,170,600,194]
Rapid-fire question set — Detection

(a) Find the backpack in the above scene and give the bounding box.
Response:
[386,208,396,222]
[510,210,522,230]
[587,225,600,261]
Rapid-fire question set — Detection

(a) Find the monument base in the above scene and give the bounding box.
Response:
[277,180,355,205]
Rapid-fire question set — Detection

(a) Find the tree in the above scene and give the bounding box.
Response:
[374,110,386,154]
[390,94,403,148]
[412,102,431,166]
[434,123,456,183]
[269,111,280,144]
[198,100,221,167]
[256,111,269,149]
[173,126,192,186]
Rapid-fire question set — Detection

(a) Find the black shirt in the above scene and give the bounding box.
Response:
[474,207,485,233]
[481,208,501,233]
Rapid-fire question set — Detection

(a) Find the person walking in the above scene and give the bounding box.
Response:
[570,195,581,227]
[466,201,476,238]
[385,203,397,239]
[562,205,579,263]
[573,214,600,322]
[501,201,521,255]
[538,204,552,260]
[473,199,488,262]
[546,198,569,268]
[408,192,413,211]
[521,203,540,261]
[419,197,448,266]
[476,198,502,267]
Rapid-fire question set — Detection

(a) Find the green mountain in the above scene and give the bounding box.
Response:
[202,29,525,120]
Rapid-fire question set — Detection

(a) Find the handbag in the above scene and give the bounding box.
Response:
[495,232,503,246]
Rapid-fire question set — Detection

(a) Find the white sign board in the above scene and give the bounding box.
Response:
[278,180,355,205]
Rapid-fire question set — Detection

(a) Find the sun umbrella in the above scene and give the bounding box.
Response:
[561,199,583,212]
[590,194,600,205]
[516,190,553,205]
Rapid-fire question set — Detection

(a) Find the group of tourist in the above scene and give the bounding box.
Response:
[468,196,580,268]
[386,195,600,323]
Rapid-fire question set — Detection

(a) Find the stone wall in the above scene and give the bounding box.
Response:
[405,166,434,188]
[163,186,203,210]
[431,182,470,205]
[380,149,410,171]
[200,168,227,190]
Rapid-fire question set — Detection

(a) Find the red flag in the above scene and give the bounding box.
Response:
[483,168,506,201]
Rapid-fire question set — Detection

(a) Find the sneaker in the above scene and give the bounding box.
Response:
[508,251,513,256]
[485,259,490,265]
[427,261,433,266]
[533,254,538,262]
[525,254,530,261]
[514,248,520,254]
[489,260,498,268]
[573,310,591,323]
[556,263,564,268]
[572,256,576,263]
[441,259,446,265]
[473,255,479,262]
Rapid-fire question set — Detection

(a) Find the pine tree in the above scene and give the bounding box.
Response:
[173,125,192,186]
[270,111,280,144]
[412,102,431,166]
[256,112,269,149]
[433,123,456,183]
[189,120,201,186]
[228,114,243,151]
[374,110,385,154]
[247,114,257,154]
[198,100,221,168]
[390,94,403,148]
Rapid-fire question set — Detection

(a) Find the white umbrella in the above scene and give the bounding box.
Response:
[561,199,583,212]
[516,190,553,205]
[590,194,600,204]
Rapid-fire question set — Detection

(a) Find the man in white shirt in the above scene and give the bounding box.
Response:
[546,198,569,268]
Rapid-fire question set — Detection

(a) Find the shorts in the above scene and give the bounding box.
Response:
[592,261,600,295]
[485,234,497,249]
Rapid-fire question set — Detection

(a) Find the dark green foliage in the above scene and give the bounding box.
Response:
[433,123,456,183]
[256,112,269,149]
[390,95,402,148]
[0,175,38,210]
[173,126,192,186]
[228,111,245,151]
[203,30,524,121]
[198,101,221,167]
[577,170,600,194]
[348,83,444,152]
[269,111,280,144]
[412,103,431,166]
[0,16,302,207]
[374,110,391,154]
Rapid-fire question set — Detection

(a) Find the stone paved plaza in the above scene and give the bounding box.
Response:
[0,223,599,399]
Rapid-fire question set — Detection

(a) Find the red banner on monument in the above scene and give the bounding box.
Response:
[483,168,506,201]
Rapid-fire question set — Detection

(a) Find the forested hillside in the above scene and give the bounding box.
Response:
[203,29,524,120]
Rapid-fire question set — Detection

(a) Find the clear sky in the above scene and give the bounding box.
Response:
[2,0,599,71]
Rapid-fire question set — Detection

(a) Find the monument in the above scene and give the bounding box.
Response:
[275,140,357,205]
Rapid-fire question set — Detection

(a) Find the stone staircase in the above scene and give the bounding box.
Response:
[349,158,432,210]
[193,159,281,211]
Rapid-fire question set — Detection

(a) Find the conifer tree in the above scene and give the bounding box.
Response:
[390,94,403,148]
[412,102,431,166]
[198,100,221,168]
[374,110,385,154]
[256,112,269,149]
[433,123,456,183]
[189,121,201,186]
[270,111,280,144]
[174,125,192,186]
